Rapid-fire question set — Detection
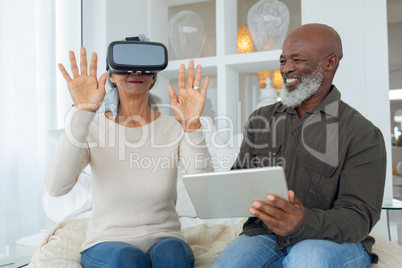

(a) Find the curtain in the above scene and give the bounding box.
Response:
[0,0,57,248]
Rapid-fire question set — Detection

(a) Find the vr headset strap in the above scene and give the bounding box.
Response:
[125,36,140,41]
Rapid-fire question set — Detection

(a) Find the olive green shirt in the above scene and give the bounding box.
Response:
[233,86,386,262]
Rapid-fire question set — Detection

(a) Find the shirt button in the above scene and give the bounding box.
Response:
[292,131,297,136]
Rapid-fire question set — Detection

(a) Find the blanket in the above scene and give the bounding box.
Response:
[28,218,402,268]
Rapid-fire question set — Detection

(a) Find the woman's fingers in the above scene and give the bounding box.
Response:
[178,64,186,90]
[69,50,79,78]
[168,85,178,105]
[186,60,195,88]
[80,47,88,75]
[200,76,209,96]
[89,52,98,77]
[58,63,72,83]
[193,64,202,89]
[98,72,109,94]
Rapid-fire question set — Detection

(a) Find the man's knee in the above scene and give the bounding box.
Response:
[284,240,368,268]
[211,234,281,268]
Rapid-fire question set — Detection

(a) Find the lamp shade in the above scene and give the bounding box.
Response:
[257,71,271,90]
[237,24,254,54]
[247,0,289,51]
[168,10,206,59]
[272,70,283,91]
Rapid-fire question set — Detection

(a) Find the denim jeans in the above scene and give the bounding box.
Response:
[210,234,371,268]
[81,238,194,268]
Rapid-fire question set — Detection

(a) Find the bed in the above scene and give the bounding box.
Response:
[29,124,402,267]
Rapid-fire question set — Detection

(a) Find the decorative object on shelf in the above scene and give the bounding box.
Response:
[237,24,254,54]
[247,0,290,51]
[257,71,271,89]
[256,76,278,109]
[257,70,283,91]
[271,70,283,91]
[168,10,206,59]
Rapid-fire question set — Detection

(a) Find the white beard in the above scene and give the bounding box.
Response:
[280,65,323,108]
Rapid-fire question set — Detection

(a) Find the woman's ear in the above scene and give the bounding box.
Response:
[110,74,116,83]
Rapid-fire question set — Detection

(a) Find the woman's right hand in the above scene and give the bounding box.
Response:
[58,47,109,113]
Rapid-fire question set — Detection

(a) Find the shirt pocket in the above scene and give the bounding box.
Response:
[251,144,284,168]
[300,152,341,205]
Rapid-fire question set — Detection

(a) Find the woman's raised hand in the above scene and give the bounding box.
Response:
[168,60,209,132]
[58,47,109,112]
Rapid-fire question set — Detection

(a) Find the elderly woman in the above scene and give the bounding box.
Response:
[45,43,213,268]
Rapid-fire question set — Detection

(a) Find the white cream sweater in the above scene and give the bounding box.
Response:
[45,107,213,253]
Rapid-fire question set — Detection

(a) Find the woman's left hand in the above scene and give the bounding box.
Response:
[168,60,209,132]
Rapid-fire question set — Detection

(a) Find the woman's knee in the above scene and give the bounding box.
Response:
[148,238,194,268]
[81,242,150,268]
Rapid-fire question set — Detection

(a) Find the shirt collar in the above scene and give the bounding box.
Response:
[275,102,296,115]
[313,85,341,117]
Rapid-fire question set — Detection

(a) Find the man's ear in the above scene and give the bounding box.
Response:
[325,54,339,71]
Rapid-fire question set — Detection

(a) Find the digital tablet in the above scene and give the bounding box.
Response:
[182,167,288,219]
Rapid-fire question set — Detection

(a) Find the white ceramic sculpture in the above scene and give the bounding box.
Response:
[256,77,278,109]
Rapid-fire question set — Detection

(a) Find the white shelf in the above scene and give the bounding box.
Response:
[149,0,300,131]
[159,56,218,79]
[160,0,212,6]
[224,50,282,73]
[159,50,281,79]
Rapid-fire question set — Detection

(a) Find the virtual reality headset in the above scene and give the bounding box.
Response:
[106,37,168,75]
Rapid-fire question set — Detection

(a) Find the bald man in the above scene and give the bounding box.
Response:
[211,24,386,268]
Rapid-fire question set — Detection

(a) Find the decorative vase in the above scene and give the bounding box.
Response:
[247,0,289,51]
[168,10,206,59]
[256,77,278,109]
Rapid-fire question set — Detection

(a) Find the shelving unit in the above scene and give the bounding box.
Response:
[148,0,301,133]
[83,0,393,242]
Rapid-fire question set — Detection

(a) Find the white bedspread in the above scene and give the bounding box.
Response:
[28,218,402,268]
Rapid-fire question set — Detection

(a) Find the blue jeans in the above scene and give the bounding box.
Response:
[81,238,194,268]
[210,234,371,268]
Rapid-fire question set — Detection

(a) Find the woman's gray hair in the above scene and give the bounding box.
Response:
[148,93,162,112]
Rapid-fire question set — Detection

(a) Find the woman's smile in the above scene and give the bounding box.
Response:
[128,79,144,84]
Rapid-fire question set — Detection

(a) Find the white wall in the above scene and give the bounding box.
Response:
[82,0,172,111]
[388,22,402,89]
[82,0,150,78]
[302,0,392,238]
[55,0,81,128]
[388,0,402,90]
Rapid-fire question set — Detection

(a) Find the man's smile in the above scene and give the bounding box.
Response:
[285,77,299,87]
